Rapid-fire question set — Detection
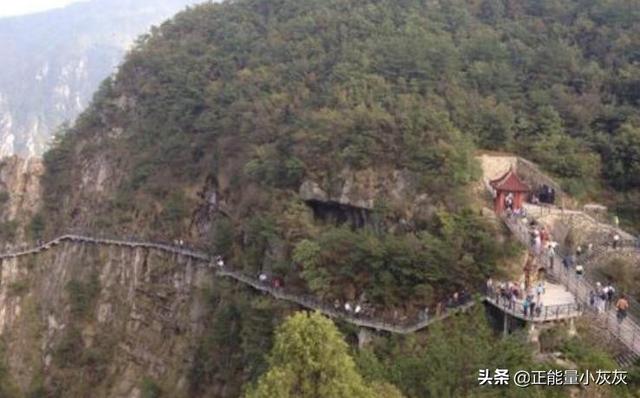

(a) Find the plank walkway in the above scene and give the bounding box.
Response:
[503,216,640,356]
[0,234,474,334]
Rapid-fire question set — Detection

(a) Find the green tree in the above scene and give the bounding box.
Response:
[246,312,397,398]
[604,124,640,190]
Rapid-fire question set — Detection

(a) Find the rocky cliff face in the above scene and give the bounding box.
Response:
[0,156,43,245]
[0,0,195,157]
[0,241,215,397]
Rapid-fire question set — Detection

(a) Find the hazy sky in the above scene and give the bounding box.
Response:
[0,0,85,17]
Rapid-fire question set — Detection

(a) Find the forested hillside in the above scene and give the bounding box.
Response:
[28,0,640,395]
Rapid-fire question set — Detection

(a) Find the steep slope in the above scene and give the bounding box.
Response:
[39,0,513,315]
[3,0,640,396]
[0,0,196,156]
[0,157,43,246]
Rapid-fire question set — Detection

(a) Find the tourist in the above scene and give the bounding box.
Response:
[272,277,283,289]
[535,301,542,318]
[547,243,556,269]
[216,256,224,267]
[344,302,352,313]
[606,285,616,310]
[575,264,584,279]
[576,245,583,257]
[523,297,529,316]
[486,278,494,295]
[598,286,607,313]
[589,290,596,309]
[354,305,362,315]
[613,233,621,249]
[602,285,611,310]
[613,215,620,228]
[536,282,544,303]
[529,300,536,318]
[616,295,629,324]
[259,273,268,283]
[594,283,604,313]
[420,306,429,321]
[505,193,514,211]
[541,227,549,244]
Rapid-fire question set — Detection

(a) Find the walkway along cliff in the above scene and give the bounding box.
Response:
[0,233,475,335]
[480,155,640,359]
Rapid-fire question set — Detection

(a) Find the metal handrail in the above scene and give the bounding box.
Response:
[502,215,640,355]
[0,232,476,334]
[485,289,581,322]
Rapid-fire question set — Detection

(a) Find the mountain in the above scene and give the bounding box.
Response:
[0,0,198,156]
[0,0,638,396]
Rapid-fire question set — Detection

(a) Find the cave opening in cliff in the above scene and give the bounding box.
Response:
[305,199,372,229]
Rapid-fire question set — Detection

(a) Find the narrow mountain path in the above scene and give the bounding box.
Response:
[0,233,475,334]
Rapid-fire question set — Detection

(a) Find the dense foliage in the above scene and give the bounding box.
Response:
[245,311,401,398]
[41,0,534,311]
[35,0,640,394]
[357,307,639,398]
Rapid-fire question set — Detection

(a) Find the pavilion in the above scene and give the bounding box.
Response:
[490,167,530,214]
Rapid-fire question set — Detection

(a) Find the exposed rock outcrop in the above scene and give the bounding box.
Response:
[0,242,214,397]
[300,168,436,228]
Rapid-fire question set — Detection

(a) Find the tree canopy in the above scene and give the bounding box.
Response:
[245,311,401,398]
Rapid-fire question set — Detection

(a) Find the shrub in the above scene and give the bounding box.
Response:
[140,378,162,398]
[65,272,100,319]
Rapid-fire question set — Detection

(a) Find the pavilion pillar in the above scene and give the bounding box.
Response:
[495,192,504,213]
[514,192,524,210]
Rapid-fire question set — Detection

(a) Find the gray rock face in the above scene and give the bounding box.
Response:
[300,168,436,224]
[0,242,215,396]
[0,0,196,156]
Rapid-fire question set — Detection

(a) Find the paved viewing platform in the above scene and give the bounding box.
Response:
[485,282,581,323]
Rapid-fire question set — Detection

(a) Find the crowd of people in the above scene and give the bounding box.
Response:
[528,219,632,325]
[589,282,616,313]
[486,278,547,318]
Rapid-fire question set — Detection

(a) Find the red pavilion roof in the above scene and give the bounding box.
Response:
[490,168,530,192]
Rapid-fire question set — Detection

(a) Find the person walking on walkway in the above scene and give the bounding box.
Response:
[606,285,616,310]
[613,233,621,249]
[536,282,544,305]
[547,243,556,270]
[598,286,607,313]
[575,264,584,279]
[616,295,629,324]
[523,297,529,316]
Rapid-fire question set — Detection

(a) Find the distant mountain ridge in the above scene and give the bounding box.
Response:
[0,0,197,156]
